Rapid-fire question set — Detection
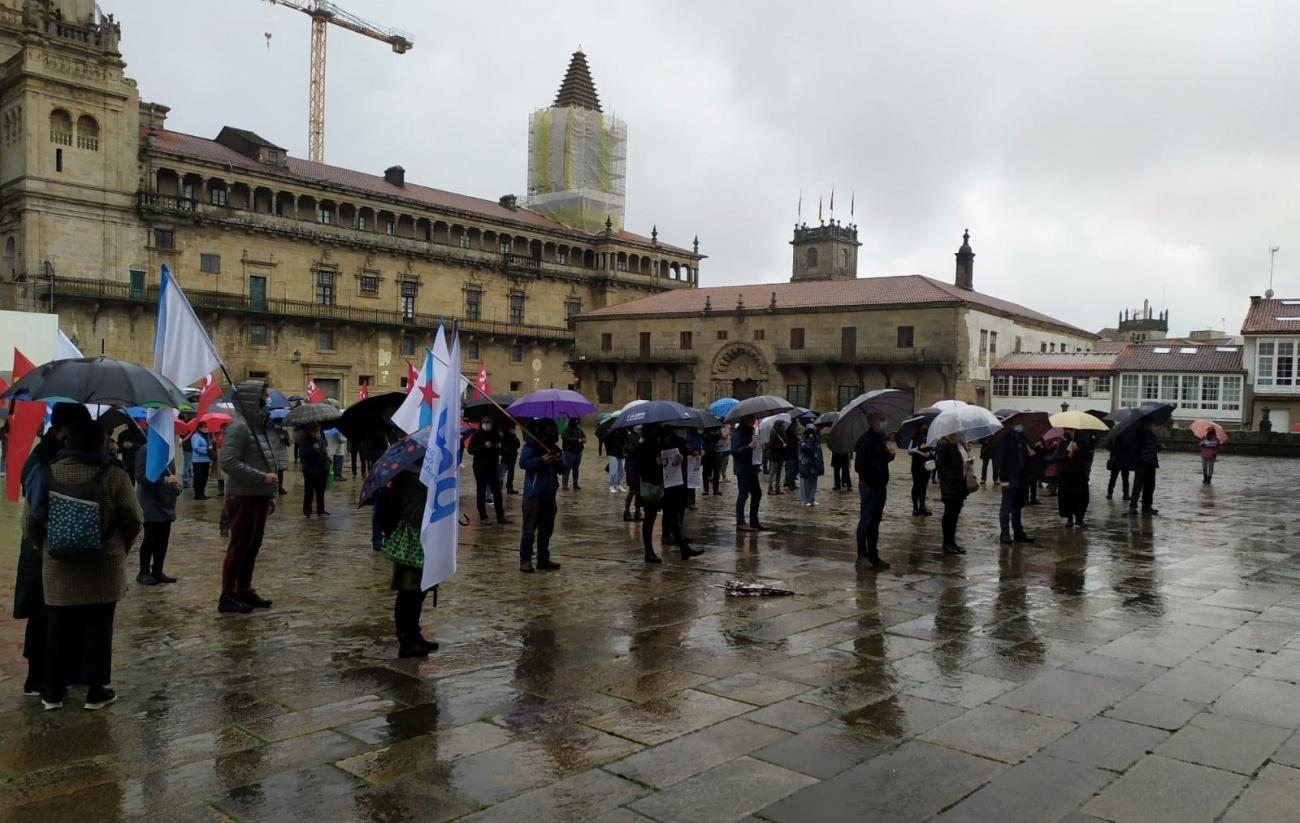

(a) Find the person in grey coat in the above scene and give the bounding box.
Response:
[217,381,280,615]
[134,448,181,585]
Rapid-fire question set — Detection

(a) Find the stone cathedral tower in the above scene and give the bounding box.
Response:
[526,50,627,234]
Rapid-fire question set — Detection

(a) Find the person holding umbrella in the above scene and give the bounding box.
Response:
[297,422,331,518]
[934,431,968,554]
[1129,419,1161,515]
[190,420,212,500]
[1193,420,1224,484]
[1055,428,1091,527]
[797,426,824,506]
[907,422,934,517]
[518,418,563,573]
[602,424,626,494]
[373,468,440,658]
[995,421,1036,544]
[218,381,280,614]
[468,417,510,525]
[854,412,894,570]
[732,416,764,531]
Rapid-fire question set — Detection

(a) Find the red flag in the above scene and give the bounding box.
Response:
[13,349,36,380]
[6,400,45,502]
[406,360,418,394]
[306,379,325,404]
[358,378,369,402]
[196,373,221,417]
[0,376,9,396]
[474,362,491,398]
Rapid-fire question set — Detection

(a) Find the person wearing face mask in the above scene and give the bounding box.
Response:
[995,422,1036,545]
[217,381,280,614]
[518,419,562,573]
[468,417,510,525]
[853,411,894,570]
[934,431,968,554]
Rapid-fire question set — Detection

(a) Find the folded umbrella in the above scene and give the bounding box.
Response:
[4,356,191,409]
[612,399,695,429]
[724,579,794,597]
[829,389,913,453]
[337,391,405,439]
[1110,402,1175,440]
[359,426,432,506]
[509,389,596,420]
[926,405,1003,446]
[708,397,739,418]
[1189,419,1228,442]
[722,394,793,423]
[1049,410,1110,432]
[284,402,343,427]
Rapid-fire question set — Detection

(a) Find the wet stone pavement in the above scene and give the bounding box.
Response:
[3,451,1300,821]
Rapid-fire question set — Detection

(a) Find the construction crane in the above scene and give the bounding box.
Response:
[264,0,413,162]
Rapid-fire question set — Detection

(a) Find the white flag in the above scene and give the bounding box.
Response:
[419,327,461,591]
[147,265,222,481]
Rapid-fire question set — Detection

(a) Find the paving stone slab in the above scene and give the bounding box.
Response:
[461,769,648,823]
[602,717,790,789]
[751,721,895,778]
[627,756,817,823]
[1105,691,1205,731]
[1082,755,1246,823]
[1154,711,1290,775]
[1221,763,1300,823]
[993,668,1138,721]
[920,704,1075,764]
[1211,676,1300,728]
[1041,716,1169,771]
[934,754,1115,823]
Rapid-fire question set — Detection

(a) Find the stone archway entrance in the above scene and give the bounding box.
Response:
[711,342,770,400]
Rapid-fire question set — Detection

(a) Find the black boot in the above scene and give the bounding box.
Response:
[1000,532,1013,545]
[644,551,663,564]
[398,636,430,658]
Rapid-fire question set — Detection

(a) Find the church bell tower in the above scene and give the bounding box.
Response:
[790,220,860,283]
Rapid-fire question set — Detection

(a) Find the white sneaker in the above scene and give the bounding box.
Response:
[609,487,618,494]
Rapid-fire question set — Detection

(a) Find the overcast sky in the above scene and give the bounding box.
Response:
[116,1,1299,335]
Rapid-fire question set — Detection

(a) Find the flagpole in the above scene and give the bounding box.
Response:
[426,344,561,457]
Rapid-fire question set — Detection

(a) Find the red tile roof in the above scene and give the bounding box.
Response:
[580,275,1095,337]
[1112,343,1245,373]
[147,129,694,256]
[1240,297,1300,335]
[992,352,1119,373]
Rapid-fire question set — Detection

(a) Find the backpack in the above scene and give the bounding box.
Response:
[44,464,111,556]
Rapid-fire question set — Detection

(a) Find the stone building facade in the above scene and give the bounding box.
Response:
[572,229,1096,412]
[0,2,701,400]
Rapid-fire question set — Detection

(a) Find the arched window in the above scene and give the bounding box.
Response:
[49,109,72,145]
[806,247,818,268]
[76,115,99,150]
[2,236,16,280]
[840,249,849,269]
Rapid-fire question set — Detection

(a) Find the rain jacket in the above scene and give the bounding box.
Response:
[731,423,757,477]
[520,441,560,498]
[219,381,278,498]
[134,448,180,523]
[935,438,968,500]
[995,431,1032,484]
[853,429,893,490]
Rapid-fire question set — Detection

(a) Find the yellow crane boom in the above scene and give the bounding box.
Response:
[265,0,414,162]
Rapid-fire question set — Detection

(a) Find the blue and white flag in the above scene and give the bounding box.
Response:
[419,327,461,590]
[391,346,437,435]
[147,265,222,481]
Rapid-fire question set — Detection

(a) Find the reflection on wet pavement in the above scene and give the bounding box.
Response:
[3,451,1300,820]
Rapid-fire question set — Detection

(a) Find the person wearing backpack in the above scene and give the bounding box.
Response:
[134,446,181,586]
[23,406,142,711]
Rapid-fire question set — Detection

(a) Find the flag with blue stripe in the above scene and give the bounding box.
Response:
[146,265,222,481]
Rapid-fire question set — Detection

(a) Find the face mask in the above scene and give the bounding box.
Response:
[1014,424,1025,433]
[482,422,494,432]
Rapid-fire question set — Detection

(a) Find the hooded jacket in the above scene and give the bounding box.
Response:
[219,381,277,497]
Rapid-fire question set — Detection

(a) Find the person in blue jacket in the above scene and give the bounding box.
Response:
[518,419,562,574]
[190,421,212,500]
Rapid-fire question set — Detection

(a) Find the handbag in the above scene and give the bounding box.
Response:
[964,470,980,493]
[639,480,664,504]
[382,520,424,568]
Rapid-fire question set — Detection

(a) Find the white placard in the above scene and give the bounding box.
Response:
[686,455,703,489]
[662,448,684,488]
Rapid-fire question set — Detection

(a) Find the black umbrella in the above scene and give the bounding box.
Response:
[994,408,1021,419]
[337,391,405,440]
[1110,402,1175,440]
[4,356,190,409]
[1086,409,1114,427]
[665,408,722,429]
[463,393,516,423]
[284,402,342,427]
[723,394,794,423]
[98,408,146,446]
[612,400,696,429]
[894,410,940,449]
[829,389,914,453]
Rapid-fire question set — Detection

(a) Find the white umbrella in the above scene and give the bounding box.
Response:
[757,413,792,444]
[619,398,648,413]
[828,389,914,453]
[925,405,1003,446]
[920,399,968,415]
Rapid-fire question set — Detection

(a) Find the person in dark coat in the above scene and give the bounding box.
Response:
[377,470,439,658]
[1129,420,1161,515]
[660,427,702,556]
[467,418,510,524]
[604,426,628,493]
[518,419,562,573]
[854,412,894,570]
[115,430,142,487]
[499,426,520,495]
[797,426,825,506]
[622,427,643,521]
[782,421,800,491]
[907,423,934,517]
[995,425,1037,544]
[631,425,700,563]
[1105,443,1131,501]
[979,437,1000,485]
[733,417,764,531]
[701,428,721,495]
[11,408,79,699]
[830,448,853,491]
[1025,440,1044,505]
[934,433,968,554]
[134,448,181,585]
[560,418,586,491]
[1055,429,1091,527]
[297,423,330,517]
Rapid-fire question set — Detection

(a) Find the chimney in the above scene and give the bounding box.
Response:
[384,166,405,187]
[1250,295,1262,304]
[954,229,975,291]
[498,194,519,210]
[139,101,170,132]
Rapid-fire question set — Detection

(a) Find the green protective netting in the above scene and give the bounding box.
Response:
[528,106,626,233]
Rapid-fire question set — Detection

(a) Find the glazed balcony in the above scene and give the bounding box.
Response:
[51,276,574,344]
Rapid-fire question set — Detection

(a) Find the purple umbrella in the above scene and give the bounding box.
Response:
[508,389,596,420]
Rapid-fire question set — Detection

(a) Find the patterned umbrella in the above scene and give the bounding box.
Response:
[708,397,739,418]
[284,402,342,427]
[359,427,431,506]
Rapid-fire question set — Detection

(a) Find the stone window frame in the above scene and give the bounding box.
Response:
[248,322,269,347]
[200,253,220,274]
[464,285,484,321]
[897,326,914,349]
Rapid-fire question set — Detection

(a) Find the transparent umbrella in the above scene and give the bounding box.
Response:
[925,405,1003,446]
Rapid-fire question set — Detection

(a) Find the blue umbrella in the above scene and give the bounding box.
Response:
[268,408,289,421]
[508,389,596,420]
[611,400,695,430]
[708,397,739,417]
[126,406,148,420]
